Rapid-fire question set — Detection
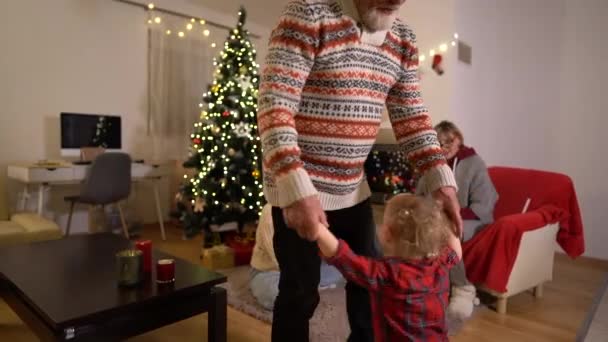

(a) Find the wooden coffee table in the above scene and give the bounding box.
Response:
[0,233,227,341]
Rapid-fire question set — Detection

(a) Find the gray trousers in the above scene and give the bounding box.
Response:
[450,220,486,287]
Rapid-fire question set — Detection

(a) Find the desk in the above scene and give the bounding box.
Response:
[7,161,168,240]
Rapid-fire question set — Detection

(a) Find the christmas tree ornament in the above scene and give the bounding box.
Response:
[194,197,206,213]
[228,148,236,156]
[238,75,253,91]
[234,122,252,138]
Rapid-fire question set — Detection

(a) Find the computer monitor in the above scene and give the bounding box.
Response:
[60,113,122,157]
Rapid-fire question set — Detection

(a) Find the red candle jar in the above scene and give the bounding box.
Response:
[135,240,152,273]
[156,259,175,283]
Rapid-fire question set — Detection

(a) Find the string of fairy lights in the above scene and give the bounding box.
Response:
[145,1,459,62]
[145,1,459,59]
[145,3,218,48]
[418,33,461,64]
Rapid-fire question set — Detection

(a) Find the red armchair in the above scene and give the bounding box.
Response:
[462,166,584,313]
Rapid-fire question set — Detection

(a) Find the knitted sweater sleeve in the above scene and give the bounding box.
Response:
[385,29,457,194]
[257,0,320,208]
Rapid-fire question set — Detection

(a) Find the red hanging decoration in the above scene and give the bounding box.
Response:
[432,54,444,75]
[222,111,230,117]
[193,138,201,144]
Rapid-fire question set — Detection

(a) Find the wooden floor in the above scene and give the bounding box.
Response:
[1,224,607,342]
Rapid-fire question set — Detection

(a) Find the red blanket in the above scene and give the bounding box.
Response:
[462,205,564,292]
[462,167,585,293]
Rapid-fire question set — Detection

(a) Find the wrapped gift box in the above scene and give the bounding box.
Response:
[224,232,255,266]
[201,244,235,270]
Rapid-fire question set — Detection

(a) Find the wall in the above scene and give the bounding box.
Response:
[452,0,565,165]
[152,0,272,62]
[0,0,271,232]
[453,0,608,259]
[556,0,608,260]
[401,0,456,125]
[0,0,150,230]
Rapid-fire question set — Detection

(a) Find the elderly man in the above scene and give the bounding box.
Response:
[257,0,462,341]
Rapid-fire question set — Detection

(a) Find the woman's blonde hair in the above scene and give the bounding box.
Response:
[384,194,452,259]
[434,120,464,145]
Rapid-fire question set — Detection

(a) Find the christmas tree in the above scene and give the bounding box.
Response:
[364,147,417,196]
[176,7,264,242]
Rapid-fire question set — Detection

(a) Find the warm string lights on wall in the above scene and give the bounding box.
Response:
[418,33,460,64]
[145,3,218,49]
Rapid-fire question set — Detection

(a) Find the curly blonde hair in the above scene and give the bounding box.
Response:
[383,194,452,259]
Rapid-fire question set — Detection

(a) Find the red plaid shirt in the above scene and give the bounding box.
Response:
[326,241,458,342]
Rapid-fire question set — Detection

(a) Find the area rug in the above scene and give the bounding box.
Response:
[218,266,474,341]
[577,273,608,341]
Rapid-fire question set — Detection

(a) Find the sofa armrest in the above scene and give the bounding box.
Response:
[11,213,62,242]
[0,221,28,247]
[494,205,565,233]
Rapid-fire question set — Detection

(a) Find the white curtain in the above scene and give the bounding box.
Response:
[147,14,221,161]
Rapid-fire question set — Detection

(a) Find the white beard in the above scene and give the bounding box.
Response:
[360,9,397,31]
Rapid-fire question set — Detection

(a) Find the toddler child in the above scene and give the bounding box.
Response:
[316,194,462,341]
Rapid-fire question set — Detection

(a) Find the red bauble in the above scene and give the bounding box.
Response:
[222,111,230,117]
[193,138,201,144]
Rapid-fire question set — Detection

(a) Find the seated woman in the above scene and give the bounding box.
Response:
[417,120,498,319]
[249,204,344,310]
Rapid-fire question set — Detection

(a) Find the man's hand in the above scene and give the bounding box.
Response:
[432,187,463,238]
[283,195,328,241]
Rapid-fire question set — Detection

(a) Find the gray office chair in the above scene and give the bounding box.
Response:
[65,152,132,238]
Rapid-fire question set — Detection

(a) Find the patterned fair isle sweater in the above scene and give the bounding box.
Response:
[257,0,457,210]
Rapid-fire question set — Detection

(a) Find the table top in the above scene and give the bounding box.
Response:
[9,161,73,169]
[0,233,226,329]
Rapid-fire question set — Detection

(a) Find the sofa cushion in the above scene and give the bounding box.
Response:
[0,221,28,247]
[11,213,63,242]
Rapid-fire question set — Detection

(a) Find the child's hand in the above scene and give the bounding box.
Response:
[316,223,339,258]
